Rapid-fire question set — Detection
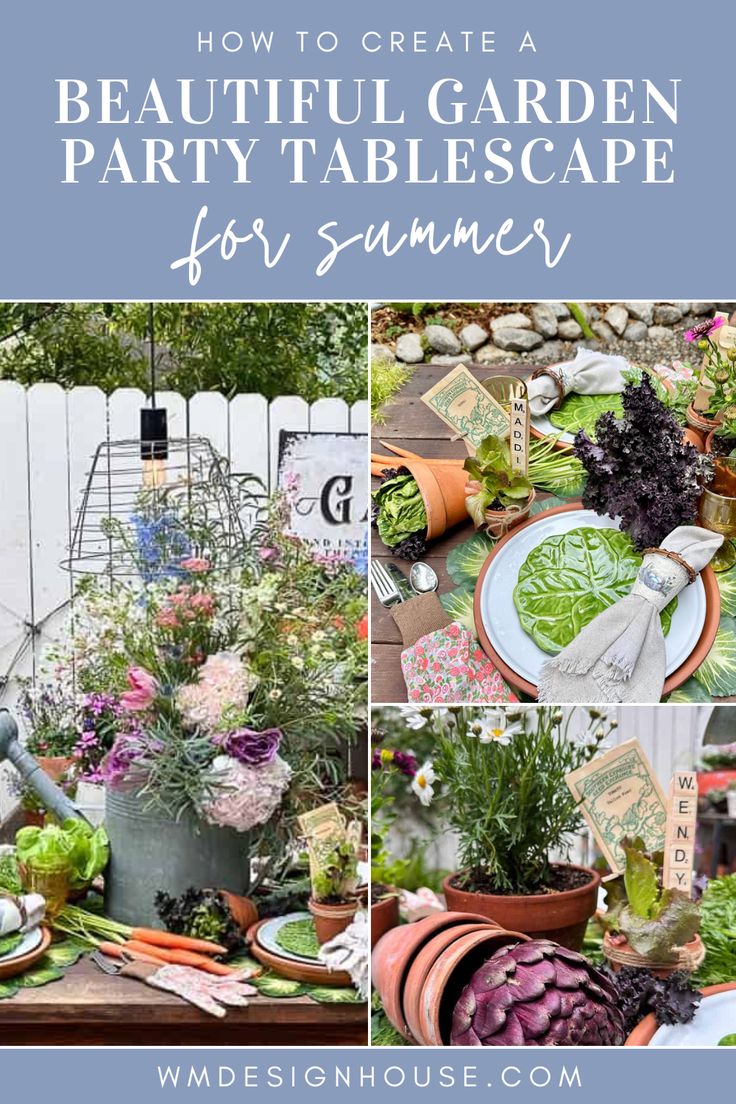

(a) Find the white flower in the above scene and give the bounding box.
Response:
[468,712,523,745]
[412,761,435,806]
[398,705,437,730]
[291,657,305,670]
[268,688,282,702]
[312,630,327,643]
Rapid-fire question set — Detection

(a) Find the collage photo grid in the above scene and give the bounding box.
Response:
[1,300,736,1049]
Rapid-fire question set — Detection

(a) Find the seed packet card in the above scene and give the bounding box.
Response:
[421,365,509,446]
[565,739,667,874]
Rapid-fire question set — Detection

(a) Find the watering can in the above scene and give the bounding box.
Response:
[0,710,89,825]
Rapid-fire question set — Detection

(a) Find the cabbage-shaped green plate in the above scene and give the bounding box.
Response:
[549,393,624,438]
[513,527,677,655]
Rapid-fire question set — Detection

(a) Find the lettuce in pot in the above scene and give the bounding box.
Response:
[372,470,427,556]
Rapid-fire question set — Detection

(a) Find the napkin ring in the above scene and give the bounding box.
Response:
[529,367,565,411]
[642,547,697,586]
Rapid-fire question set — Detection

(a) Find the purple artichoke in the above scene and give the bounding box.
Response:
[451,940,625,1047]
[218,727,282,766]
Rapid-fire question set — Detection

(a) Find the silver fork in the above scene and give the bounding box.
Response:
[90,950,124,975]
[370,560,403,607]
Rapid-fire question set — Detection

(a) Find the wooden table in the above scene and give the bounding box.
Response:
[371,360,732,704]
[372,361,532,703]
[0,956,367,1046]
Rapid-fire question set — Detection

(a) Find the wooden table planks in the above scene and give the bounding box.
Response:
[371,362,531,704]
[0,956,367,1046]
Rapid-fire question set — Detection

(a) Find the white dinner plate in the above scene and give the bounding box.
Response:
[476,508,706,688]
[650,990,736,1046]
[0,925,42,963]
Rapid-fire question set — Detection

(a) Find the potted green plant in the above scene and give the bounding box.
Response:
[308,837,361,945]
[463,436,535,537]
[426,707,613,949]
[601,839,703,978]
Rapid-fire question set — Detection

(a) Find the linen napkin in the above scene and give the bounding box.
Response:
[538,526,723,704]
[401,622,518,704]
[538,527,723,702]
[527,347,630,418]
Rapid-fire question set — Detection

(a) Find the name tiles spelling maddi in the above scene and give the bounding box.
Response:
[662,771,697,892]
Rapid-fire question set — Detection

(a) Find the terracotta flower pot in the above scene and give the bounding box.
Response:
[308,897,359,945]
[683,427,705,453]
[687,402,722,435]
[37,756,74,783]
[372,912,529,1045]
[372,911,492,1035]
[219,891,259,933]
[399,459,469,541]
[483,490,536,538]
[370,892,400,949]
[442,864,600,951]
[625,983,736,1046]
[603,931,705,979]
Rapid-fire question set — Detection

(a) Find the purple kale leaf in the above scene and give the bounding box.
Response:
[573,377,704,551]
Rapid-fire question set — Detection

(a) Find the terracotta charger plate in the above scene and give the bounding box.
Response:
[0,926,52,980]
[473,501,720,700]
[246,918,352,987]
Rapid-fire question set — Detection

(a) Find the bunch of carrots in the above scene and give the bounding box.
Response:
[53,904,241,976]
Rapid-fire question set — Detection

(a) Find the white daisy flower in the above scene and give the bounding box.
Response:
[399,705,429,730]
[411,762,436,806]
[469,712,524,745]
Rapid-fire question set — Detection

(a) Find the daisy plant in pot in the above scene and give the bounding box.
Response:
[417,706,615,950]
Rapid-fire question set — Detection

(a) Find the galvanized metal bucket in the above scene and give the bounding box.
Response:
[104,788,250,927]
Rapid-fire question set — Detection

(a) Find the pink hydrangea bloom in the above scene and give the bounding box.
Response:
[120,667,159,712]
[181,557,211,573]
[200,754,291,832]
[177,652,256,732]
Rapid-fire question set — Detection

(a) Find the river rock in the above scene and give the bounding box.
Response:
[492,328,543,352]
[531,303,559,338]
[647,325,674,341]
[604,305,629,336]
[592,321,616,344]
[536,340,565,362]
[548,302,570,320]
[424,324,462,355]
[475,343,515,364]
[558,319,583,340]
[429,354,473,367]
[624,301,654,325]
[691,302,716,316]
[460,323,489,351]
[624,321,648,342]
[653,303,683,325]
[372,343,395,363]
[491,312,532,332]
[395,332,424,363]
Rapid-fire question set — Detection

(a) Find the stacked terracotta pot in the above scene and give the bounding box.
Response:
[372,911,529,1045]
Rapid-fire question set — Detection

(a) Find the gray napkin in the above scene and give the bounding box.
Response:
[527,347,629,418]
[538,526,723,703]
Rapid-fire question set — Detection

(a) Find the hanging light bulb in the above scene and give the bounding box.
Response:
[141,406,168,488]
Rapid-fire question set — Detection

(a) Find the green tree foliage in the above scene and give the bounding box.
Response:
[0,302,367,402]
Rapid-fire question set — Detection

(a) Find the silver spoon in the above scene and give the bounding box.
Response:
[410,561,439,594]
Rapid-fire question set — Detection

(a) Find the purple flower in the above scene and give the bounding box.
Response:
[101,734,147,787]
[684,316,725,343]
[371,747,417,777]
[217,727,282,766]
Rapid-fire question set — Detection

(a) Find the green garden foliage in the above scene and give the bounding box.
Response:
[0,303,367,402]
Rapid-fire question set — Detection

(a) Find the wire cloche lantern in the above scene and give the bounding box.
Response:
[65,425,263,582]
[64,306,264,583]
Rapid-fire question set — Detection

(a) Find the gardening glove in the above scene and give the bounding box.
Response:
[401,622,518,703]
[120,961,257,1018]
[527,347,629,418]
[318,910,368,999]
[539,526,723,704]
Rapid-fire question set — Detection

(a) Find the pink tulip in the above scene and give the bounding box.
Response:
[120,667,158,712]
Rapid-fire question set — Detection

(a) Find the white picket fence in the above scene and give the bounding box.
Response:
[0,382,368,820]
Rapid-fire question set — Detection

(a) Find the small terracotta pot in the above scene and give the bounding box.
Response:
[603,931,705,979]
[687,402,722,435]
[400,459,469,541]
[308,897,359,945]
[483,491,536,538]
[372,911,492,1034]
[442,864,600,951]
[370,893,400,949]
[625,983,736,1046]
[219,891,259,933]
[683,427,705,453]
[37,756,75,782]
